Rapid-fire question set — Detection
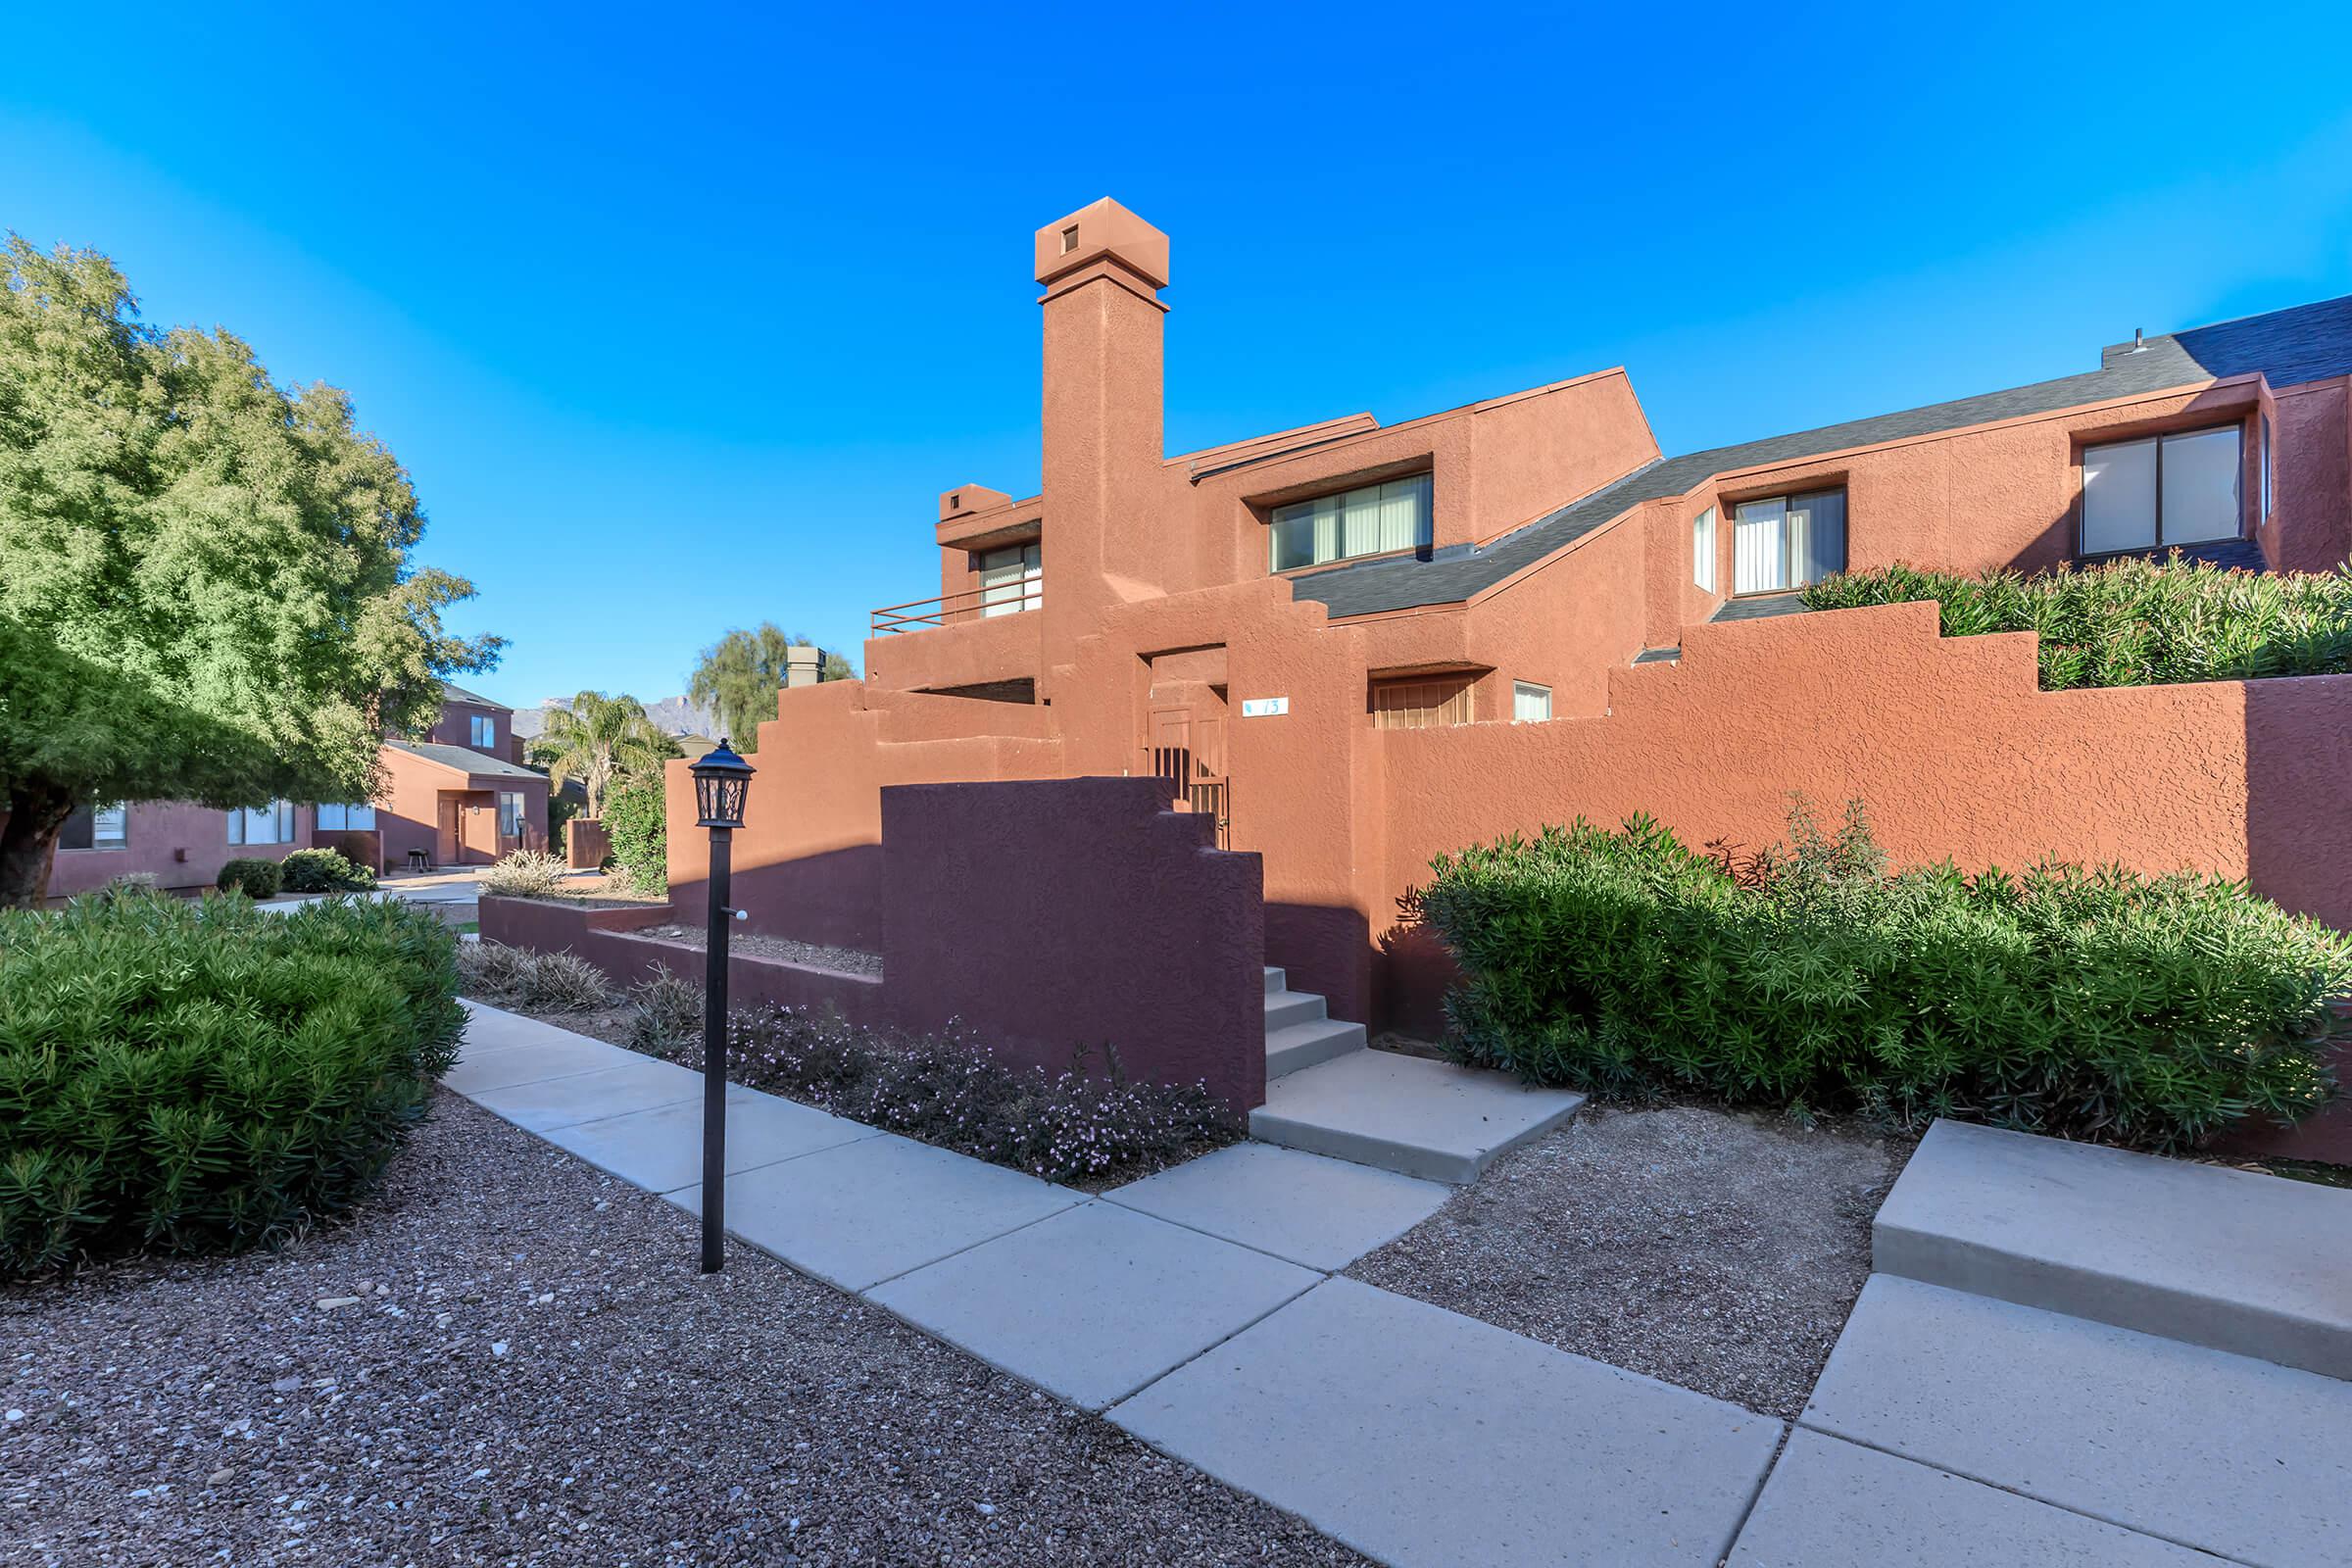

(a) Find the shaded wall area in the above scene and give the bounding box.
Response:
[491,775,1266,1112]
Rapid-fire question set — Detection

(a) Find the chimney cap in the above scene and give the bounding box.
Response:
[1035,198,1170,292]
[939,483,1011,521]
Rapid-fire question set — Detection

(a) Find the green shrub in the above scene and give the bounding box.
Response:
[603,776,666,898]
[548,792,581,859]
[1799,554,2352,690]
[477,849,568,900]
[625,969,703,1052]
[0,895,463,1278]
[215,858,284,899]
[1415,799,2352,1152]
[281,847,377,894]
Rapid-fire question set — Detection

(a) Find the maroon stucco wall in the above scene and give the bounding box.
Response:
[880,776,1265,1112]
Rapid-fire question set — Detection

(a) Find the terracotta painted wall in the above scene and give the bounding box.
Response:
[882,776,1265,1112]
[1376,601,2352,1031]
[36,801,312,897]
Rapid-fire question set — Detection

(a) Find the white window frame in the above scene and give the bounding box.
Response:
[317,803,377,831]
[62,803,128,851]
[975,541,1042,617]
[2260,413,2274,521]
[1511,681,1553,722]
[227,801,295,846]
[2080,422,2243,556]
[469,712,497,749]
[1691,506,1718,592]
[498,792,525,839]
[1268,472,1434,573]
[1732,488,1847,595]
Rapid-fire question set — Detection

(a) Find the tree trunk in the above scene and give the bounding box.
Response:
[0,784,74,908]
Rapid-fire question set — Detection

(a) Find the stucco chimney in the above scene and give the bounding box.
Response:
[783,645,825,688]
[1035,198,1170,690]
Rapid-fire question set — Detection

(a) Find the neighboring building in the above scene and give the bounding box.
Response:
[42,682,549,896]
[668,198,2352,1031]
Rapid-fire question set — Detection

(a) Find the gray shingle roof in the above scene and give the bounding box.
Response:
[439,681,506,710]
[1291,293,2352,620]
[386,739,540,781]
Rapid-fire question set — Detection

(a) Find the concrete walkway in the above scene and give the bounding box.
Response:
[444,1002,2350,1567]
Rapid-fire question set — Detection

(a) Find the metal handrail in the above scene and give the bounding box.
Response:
[870,578,1044,634]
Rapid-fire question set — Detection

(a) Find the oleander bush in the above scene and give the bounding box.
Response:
[215,858,284,899]
[644,1004,1239,1184]
[0,895,463,1278]
[1416,798,2352,1152]
[281,847,377,894]
[1799,553,2352,690]
[454,940,613,1013]
[602,777,666,899]
[476,849,568,900]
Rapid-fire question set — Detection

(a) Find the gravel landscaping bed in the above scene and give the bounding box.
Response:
[1347,1103,1908,1418]
[2,1092,1366,1568]
[638,923,883,978]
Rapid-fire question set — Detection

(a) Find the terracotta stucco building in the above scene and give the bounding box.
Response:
[668,198,2352,1033]
[42,682,549,896]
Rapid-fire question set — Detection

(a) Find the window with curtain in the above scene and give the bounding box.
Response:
[976,541,1042,616]
[227,801,294,845]
[61,804,127,850]
[2081,424,2241,555]
[1691,507,1718,592]
[1512,681,1552,722]
[498,792,525,838]
[317,803,377,831]
[1732,489,1846,594]
[1269,473,1433,572]
[469,713,497,749]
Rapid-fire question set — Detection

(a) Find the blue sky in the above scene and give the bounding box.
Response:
[7,4,2350,710]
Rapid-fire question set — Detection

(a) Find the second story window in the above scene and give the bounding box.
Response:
[1733,489,1846,595]
[976,542,1042,616]
[1270,473,1432,572]
[2081,424,2240,556]
[469,713,497,749]
[1692,507,1718,592]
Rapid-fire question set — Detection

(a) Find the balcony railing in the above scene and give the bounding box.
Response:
[870,578,1044,635]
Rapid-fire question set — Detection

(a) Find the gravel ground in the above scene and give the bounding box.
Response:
[1348,1103,1909,1418]
[639,924,883,978]
[3,1093,1367,1568]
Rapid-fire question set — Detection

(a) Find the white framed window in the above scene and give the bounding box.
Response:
[2081,424,2241,555]
[2261,413,2274,520]
[1512,681,1553,722]
[498,792,525,838]
[228,801,295,846]
[1269,473,1433,572]
[1733,488,1846,595]
[469,713,497,749]
[61,804,127,851]
[1692,507,1718,592]
[976,541,1042,616]
[317,803,377,831]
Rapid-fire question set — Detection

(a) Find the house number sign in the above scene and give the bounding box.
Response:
[1240,697,1289,717]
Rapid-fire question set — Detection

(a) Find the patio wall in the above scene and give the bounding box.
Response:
[481,775,1266,1112]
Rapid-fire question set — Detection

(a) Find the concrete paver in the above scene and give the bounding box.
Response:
[666,1133,1079,1292]
[870,1200,1320,1410]
[1875,1117,2352,1379]
[1112,1277,1782,1568]
[1729,1429,2222,1566]
[1103,1142,1451,1270]
[466,1055,706,1133]
[540,1085,879,1193]
[1803,1274,2352,1568]
[1248,1050,1586,1183]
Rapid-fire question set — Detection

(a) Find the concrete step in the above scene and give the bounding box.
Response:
[1250,1049,1585,1183]
[1262,965,1285,995]
[1875,1118,2352,1380]
[1265,1017,1366,1081]
[1262,988,1328,1032]
[1803,1274,2352,1568]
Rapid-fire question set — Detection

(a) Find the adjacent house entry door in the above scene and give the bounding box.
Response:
[436,796,462,866]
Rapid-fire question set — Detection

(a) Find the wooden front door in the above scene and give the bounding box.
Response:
[436,796,462,865]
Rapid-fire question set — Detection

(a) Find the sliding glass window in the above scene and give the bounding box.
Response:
[2081,425,2240,556]
[1269,473,1433,572]
[1732,489,1846,595]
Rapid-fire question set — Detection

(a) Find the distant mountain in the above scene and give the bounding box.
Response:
[512,694,718,741]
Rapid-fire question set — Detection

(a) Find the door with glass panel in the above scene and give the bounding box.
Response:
[976,542,1041,618]
[1733,489,1846,595]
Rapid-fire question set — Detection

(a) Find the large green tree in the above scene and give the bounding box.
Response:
[528,691,680,818]
[686,622,853,752]
[0,238,501,906]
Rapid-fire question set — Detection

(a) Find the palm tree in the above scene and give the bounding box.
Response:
[528,692,681,818]
[688,622,854,752]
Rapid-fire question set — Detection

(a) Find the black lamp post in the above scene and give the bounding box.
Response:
[689,738,755,1273]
